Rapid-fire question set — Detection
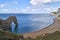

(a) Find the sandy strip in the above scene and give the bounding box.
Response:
[23,17,60,38]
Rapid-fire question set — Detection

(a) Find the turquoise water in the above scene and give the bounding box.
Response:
[0,14,54,34]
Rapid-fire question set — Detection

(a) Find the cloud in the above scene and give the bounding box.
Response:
[30,0,51,5]
[2,9,9,11]
[27,6,30,9]
[22,6,31,11]
[29,0,60,13]
[11,1,18,4]
[30,0,60,5]
[0,1,18,8]
[0,0,59,13]
[0,4,5,8]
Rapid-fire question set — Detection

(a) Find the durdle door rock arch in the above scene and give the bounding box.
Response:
[0,16,18,31]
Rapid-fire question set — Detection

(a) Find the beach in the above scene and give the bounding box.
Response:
[23,17,60,38]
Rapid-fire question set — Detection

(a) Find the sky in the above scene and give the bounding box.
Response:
[0,0,60,14]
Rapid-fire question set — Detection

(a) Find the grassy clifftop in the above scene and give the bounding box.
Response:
[35,31,60,40]
[0,30,23,40]
[0,30,60,40]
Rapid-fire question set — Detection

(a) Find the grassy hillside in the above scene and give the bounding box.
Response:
[23,31,60,40]
[0,30,60,40]
[0,30,24,40]
[35,31,60,40]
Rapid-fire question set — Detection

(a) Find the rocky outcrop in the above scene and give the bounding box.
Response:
[51,8,60,17]
[0,16,18,31]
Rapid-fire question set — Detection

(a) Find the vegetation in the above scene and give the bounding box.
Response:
[0,30,23,40]
[35,31,60,40]
[0,30,60,40]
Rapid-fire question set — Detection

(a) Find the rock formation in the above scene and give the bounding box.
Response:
[0,16,18,31]
[51,8,60,17]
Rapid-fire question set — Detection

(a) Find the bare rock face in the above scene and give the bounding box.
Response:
[50,8,60,17]
[0,16,18,31]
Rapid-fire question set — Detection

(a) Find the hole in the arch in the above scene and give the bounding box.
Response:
[11,22,15,32]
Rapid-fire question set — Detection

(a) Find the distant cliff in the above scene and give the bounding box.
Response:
[50,8,60,17]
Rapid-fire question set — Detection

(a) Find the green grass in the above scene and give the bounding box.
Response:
[24,31,60,40]
[35,31,60,40]
[0,30,60,40]
[0,30,23,40]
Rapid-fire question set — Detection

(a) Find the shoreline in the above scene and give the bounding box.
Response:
[23,17,60,38]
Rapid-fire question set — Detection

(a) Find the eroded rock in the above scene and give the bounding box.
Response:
[0,16,18,31]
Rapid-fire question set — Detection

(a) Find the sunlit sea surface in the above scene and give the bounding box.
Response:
[0,14,55,34]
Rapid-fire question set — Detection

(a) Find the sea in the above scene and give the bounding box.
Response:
[0,14,55,34]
